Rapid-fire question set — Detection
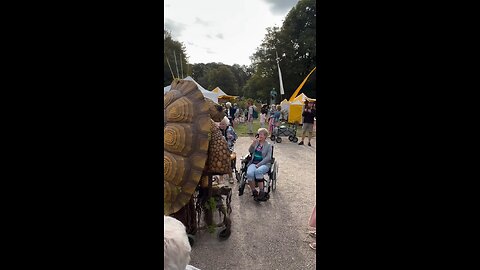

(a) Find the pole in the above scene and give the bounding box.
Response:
[173,50,180,79]
[180,52,184,79]
[289,67,316,102]
[165,56,175,80]
[276,51,285,99]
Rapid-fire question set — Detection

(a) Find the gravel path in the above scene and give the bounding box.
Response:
[189,136,317,270]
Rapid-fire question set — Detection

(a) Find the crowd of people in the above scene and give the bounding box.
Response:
[214,100,317,199]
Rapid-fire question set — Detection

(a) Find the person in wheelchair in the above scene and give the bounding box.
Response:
[246,128,272,201]
[218,116,238,184]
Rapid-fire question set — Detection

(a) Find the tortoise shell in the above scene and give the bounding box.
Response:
[164,80,231,215]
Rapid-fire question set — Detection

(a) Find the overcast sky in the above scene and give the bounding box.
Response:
[164,0,299,66]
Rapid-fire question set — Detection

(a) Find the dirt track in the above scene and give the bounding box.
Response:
[189,135,317,270]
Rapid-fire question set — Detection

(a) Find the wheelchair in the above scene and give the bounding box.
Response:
[237,145,278,200]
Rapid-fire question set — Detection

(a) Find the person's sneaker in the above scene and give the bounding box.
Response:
[309,242,316,250]
[308,142,311,146]
[238,183,245,196]
[298,141,304,145]
[254,191,267,201]
[229,177,234,184]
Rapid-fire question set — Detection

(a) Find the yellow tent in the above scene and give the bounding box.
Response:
[212,87,238,101]
[288,99,304,124]
[287,93,316,124]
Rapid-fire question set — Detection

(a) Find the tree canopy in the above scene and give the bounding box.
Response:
[164,30,189,86]
[249,0,316,101]
[163,0,316,102]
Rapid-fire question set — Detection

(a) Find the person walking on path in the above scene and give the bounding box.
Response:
[273,105,282,127]
[247,101,254,135]
[260,111,266,128]
[218,116,238,184]
[267,104,275,134]
[225,102,236,128]
[298,101,316,146]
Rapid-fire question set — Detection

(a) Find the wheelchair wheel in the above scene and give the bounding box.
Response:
[187,234,195,247]
[292,137,299,143]
[270,135,275,141]
[238,172,246,196]
[272,162,278,191]
[276,137,282,143]
[288,135,294,141]
[218,227,231,240]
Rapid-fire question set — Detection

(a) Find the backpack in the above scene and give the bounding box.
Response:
[253,108,258,119]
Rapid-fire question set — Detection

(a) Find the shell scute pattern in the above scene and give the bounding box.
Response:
[164,80,210,215]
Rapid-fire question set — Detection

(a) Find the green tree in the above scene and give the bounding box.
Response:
[205,66,238,95]
[245,0,316,100]
[190,62,252,96]
[276,0,316,98]
[164,29,189,86]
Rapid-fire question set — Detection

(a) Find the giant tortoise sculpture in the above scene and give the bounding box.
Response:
[164,79,233,241]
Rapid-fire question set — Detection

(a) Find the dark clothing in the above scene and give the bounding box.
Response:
[302,108,316,124]
[227,107,236,122]
[220,126,237,151]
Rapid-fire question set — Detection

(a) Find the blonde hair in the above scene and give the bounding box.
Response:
[220,116,230,126]
[257,127,269,137]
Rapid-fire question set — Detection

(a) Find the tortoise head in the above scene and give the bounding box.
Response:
[206,99,225,122]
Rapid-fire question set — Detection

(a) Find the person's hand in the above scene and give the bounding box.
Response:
[255,164,259,168]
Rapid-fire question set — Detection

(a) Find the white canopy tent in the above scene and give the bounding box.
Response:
[212,87,227,96]
[280,99,290,111]
[164,76,218,103]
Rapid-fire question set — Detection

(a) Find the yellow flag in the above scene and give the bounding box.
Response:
[289,67,316,101]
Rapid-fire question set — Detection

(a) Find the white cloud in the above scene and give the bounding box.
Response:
[164,18,187,38]
[194,17,210,26]
[164,0,298,66]
[263,0,299,15]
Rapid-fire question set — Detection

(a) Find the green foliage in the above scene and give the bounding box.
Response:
[207,224,216,234]
[190,62,252,96]
[205,66,238,94]
[245,0,316,100]
[242,74,271,103]
[164,29,190,86]
[204,197,217,234]
[234,118,315,137]
[204,197,217,211]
